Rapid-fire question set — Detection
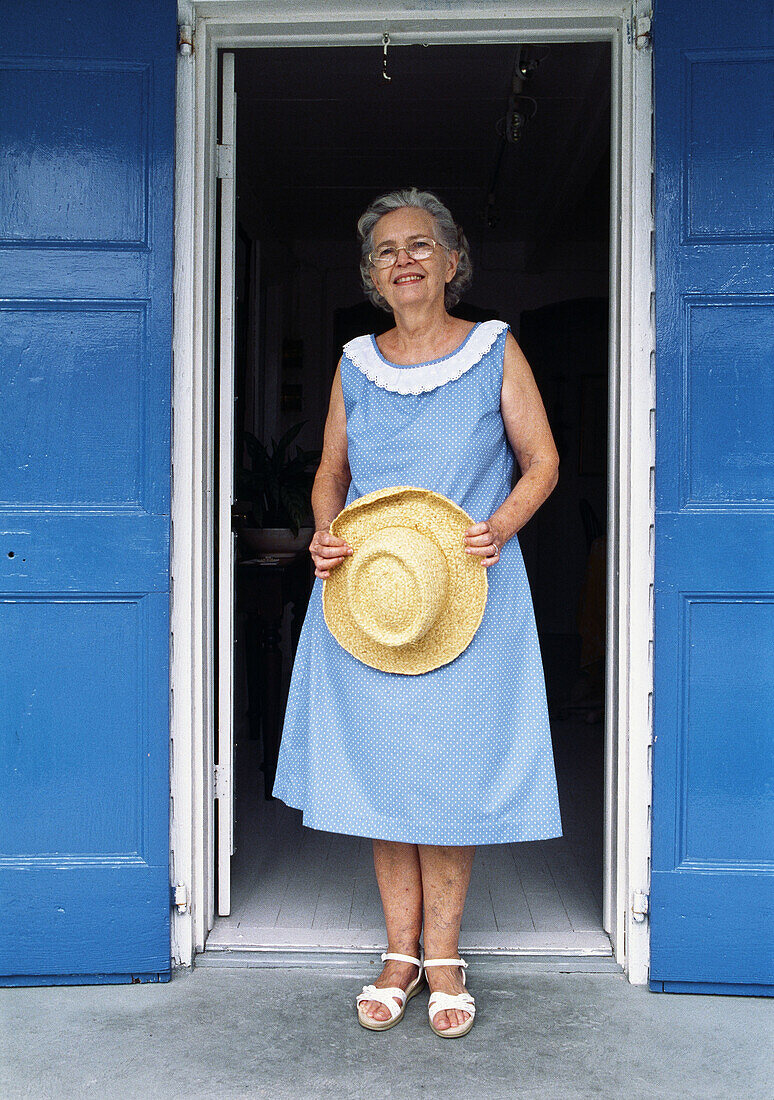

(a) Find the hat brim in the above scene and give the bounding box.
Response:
[323,486,488,675]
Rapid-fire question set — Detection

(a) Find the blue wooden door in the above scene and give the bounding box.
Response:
[0,0,176,984]
[651,0,774,994]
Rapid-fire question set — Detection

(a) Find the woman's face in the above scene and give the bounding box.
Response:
[368,207,459,314]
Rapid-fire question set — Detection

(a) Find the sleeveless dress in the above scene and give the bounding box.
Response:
[272,320,563,845]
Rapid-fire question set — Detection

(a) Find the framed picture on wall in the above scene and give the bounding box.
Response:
[280,382,303,412]
[282,338,303,372]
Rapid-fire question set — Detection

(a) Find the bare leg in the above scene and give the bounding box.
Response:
[419,843,476,1031]
[358,839,424,1022]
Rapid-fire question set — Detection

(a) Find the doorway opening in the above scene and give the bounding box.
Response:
[207,40,614,957]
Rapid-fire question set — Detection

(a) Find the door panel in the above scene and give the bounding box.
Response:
[0,0,175,983]
[216,51,237,917]
[651,0,774,993]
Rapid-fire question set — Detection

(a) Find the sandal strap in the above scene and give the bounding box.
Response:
[424,956,469,989]
[381,951,423,968]
[356,984,406,1018]
[428,990,476,1020]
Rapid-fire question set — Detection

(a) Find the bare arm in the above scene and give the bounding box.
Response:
[464,331,559,563]
[309,360,354,578]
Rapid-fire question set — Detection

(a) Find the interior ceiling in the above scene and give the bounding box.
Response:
[233,42,611,246]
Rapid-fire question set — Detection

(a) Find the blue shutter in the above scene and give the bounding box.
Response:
[651,0,774,994]
[0,1,176,984]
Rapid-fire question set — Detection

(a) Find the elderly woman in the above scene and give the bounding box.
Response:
[273,188,562,1037]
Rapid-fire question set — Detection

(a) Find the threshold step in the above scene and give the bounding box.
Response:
[196,947,622,974]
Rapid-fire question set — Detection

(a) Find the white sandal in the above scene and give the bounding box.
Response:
[355,951,425,1031]
[424,956,476,1038]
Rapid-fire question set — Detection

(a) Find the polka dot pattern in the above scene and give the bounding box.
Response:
[272,321,564,845]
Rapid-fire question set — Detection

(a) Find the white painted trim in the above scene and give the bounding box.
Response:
[216,51,237,916]
[171,0,218,957]
[602,20,622,952]
[170,3,197,965]
[616,1,655,987]
[170,1,656,984]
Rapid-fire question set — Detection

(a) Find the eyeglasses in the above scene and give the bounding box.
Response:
[368,237,445,268]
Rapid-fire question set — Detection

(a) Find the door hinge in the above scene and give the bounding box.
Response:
[178,23,194,56]
[631,10,653,51]
[171,883,188,914]
[217,144,234,179]
[632,890,649,923]
[214,763,230,801]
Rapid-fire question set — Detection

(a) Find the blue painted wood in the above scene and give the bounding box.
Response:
[1,973,168,987]
[650,980,774,997]
[652,0,774,992]
[650,985,774,1003]
[0,1,176,983]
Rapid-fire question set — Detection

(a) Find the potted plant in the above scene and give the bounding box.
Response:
[235,421,320,556]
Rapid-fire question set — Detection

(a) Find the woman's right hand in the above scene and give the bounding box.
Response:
[309,528,353,579]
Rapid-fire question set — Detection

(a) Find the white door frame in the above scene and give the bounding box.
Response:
[171,0,655,985]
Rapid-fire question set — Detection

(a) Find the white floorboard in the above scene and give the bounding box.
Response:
[206,713,611,955]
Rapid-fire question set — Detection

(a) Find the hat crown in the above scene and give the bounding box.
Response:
[323,485,487,675]
[347,525,448,648]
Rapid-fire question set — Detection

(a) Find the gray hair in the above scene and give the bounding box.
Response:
[356,188,473,312]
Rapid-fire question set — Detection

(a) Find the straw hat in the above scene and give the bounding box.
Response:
[322,486,488,675]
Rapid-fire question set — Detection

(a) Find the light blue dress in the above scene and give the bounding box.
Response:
[272,320,563,845]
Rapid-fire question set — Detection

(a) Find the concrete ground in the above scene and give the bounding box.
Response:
[1,961,771,1100]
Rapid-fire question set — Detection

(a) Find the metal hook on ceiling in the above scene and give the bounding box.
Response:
[382,32,392,82]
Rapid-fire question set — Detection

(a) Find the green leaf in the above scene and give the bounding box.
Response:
[236,420,318,531]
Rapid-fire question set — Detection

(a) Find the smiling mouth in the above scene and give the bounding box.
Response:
[393,274,424,285]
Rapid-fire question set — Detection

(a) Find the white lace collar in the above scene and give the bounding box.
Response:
[343,319,509,395]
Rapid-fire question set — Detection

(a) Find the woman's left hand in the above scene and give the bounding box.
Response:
[463,518,508,567]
